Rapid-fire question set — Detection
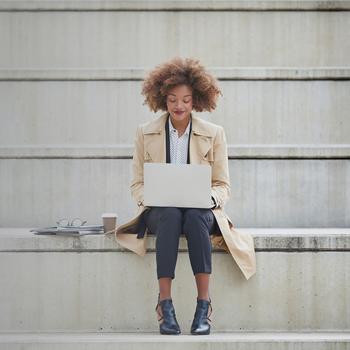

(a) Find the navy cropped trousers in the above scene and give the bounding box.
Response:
[143,207,218,280]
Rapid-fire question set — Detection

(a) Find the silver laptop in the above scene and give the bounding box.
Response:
[144,163,212,208]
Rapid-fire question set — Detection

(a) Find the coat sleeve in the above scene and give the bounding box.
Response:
[210,126,231,208]
[130,125,145,207]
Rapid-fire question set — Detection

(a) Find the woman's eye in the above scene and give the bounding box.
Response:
[168,99,191,103]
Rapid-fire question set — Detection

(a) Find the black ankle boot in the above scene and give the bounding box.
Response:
[155,293,181,335]
[190,297,212,335]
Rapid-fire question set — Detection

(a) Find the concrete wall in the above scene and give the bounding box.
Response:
[1,159,349,227]
[0,10,349,67]
[0,1,349,228]
[1,228,349,332]
[1,80,350,146]
[0,3,350,348]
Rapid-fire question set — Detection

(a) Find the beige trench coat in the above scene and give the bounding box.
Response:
[111,112,256,280]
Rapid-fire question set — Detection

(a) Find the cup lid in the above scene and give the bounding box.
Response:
[102,213,118,218]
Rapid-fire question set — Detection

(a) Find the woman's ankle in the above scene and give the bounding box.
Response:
[197,293,210,301]
[159,293,172,302]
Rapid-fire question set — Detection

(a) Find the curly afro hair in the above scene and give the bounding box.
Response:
[141,57,222,113]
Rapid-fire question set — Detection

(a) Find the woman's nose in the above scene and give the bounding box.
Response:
[175,101,184,108]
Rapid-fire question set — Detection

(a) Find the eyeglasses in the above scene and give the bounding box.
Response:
[56,218,87,228]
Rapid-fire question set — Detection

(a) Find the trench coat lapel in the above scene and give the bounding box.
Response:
[143,117,166,163]
[190,117,213,164]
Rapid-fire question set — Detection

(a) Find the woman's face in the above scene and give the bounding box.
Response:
[166,84,193,123]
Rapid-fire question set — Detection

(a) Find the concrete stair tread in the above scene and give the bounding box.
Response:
[2,68,350,82]
[2,1,350,11]
[1,228,349,252]
[1,331,350,342]
[1,228,349,332]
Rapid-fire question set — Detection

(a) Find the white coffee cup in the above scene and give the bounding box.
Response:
[102,213,118,234]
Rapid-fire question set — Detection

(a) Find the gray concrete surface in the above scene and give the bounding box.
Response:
[1,4,349,230]
[0,2,349,348]
[1,67,350,81]
[0,159,349,227]
[1,11,349,68]
[2,0,350,10]
[1,332,350,350]
[0,228,349,332]
[2,144,350,159]
[1,228,350,252]
[1,81,350,146]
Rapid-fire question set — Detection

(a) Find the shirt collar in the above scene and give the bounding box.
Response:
[168,115,192,136]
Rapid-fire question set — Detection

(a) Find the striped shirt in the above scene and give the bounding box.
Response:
[168,117,191,164]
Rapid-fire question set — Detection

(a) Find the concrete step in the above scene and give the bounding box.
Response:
[1,159,350,227]
[0,228,349,332]
[0,11,348,68]
[2,1,350,11]
[0,331,350,350]
[1,80,349,147]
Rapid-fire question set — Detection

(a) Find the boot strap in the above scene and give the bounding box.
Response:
[207,302,213,323]
[155,293,163,323]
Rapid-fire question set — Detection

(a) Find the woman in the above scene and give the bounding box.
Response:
[113,57,256,335]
